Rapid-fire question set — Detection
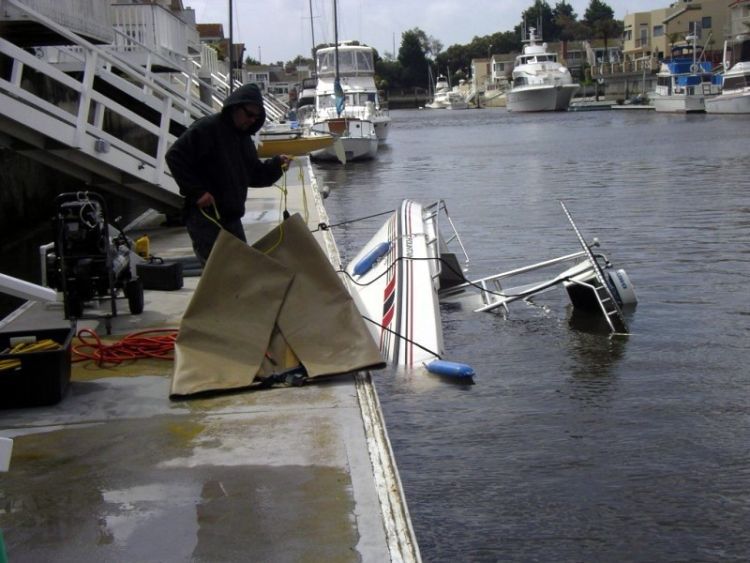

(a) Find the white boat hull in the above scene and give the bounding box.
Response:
[705,91,750,113]
[425,100,448,109]
[346,200,443,367]
[507,84,577,112]
[310,117,378,161]
[653,94,706,113]
[372,115,390,142]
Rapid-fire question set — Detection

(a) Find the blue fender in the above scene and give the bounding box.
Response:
[426,359,475,379]
[352,242,391,277]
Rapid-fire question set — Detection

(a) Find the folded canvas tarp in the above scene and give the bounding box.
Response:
[170,214,385,398]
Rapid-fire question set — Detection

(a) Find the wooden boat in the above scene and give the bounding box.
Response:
[257,129,335,158]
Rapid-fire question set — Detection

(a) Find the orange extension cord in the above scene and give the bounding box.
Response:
[73,328,179,366]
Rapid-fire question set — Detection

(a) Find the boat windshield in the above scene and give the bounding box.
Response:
[317,91,378,109]
[316,48,374,77]
[520,54,557,64]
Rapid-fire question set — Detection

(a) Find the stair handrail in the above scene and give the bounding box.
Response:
[5,0,208,122]
[107,27,220,117]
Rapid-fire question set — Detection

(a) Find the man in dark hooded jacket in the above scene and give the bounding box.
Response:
[166,83,290,264]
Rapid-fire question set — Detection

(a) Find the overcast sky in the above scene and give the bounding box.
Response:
[184,1,659,63]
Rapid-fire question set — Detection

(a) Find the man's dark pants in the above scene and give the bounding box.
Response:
[184,205,246,265]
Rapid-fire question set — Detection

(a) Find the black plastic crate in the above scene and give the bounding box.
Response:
[0,326,74,408]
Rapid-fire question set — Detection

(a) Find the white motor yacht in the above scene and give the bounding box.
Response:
[426,75,451,109]
[706,46,750,115]
[426,75,469,110]
[506,28,579,112]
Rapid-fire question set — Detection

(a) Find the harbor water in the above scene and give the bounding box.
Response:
[313,108,750,562]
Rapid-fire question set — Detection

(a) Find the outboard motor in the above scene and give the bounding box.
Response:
[607,268,637,307]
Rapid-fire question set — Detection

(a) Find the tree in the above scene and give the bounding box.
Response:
[553,0,576,21]
[583,0,613,24]
[515,1,556,42]
[553,2,585,62]
[398,28,430,88]
[583,0,622,63]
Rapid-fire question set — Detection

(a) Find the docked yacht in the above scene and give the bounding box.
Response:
[425,73,470,110]
[506,28,579,112]
[309,42,389,148]
[654,37,720,113]
[706,38,750,114]
[706,61,750,114]
[425,74,451,109]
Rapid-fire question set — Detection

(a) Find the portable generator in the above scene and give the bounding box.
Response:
[45,192,144,321]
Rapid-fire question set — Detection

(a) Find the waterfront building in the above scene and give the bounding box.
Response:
[622,0,730,67]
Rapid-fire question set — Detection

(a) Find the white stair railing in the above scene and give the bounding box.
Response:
[0,0,219,211]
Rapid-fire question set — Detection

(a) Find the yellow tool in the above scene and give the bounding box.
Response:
[0,339,61,372]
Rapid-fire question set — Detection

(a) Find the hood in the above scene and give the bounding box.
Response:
[222,83,267,134]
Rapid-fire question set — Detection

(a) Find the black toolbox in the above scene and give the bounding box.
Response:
[0,326,75,408]
[136,259,183,291]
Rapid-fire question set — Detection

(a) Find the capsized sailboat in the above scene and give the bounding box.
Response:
[344,198,637,382]
[344,200,475,379]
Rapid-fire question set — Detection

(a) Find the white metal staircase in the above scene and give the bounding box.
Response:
[0,0,226,214]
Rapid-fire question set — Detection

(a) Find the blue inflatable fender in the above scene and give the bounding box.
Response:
[352,242,391,277]
[426,359,475,379]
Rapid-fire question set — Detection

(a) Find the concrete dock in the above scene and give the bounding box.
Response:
[0,158,420,562]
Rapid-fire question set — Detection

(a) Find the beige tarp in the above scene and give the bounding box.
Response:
[170,214,385,398]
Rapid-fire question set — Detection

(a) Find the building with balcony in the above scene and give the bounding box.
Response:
[623,0,730,66]
[110,0,201,72]
[727,0,750,39]
[723,0,750,64]
[623,8,669,61]
[0,0,114,45]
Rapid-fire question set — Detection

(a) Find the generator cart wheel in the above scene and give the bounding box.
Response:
[126,279,144,315]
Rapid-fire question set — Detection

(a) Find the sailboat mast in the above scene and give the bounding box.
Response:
[308,0,316,57]
[228,0,234,93]
[333,0,339,78]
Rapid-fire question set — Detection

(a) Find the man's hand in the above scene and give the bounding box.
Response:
[279,155,293,170]
[196,192,215,208]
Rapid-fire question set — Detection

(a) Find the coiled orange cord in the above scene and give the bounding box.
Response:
[73,328,178,366]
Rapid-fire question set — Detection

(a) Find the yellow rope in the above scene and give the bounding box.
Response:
[199,202,222,230]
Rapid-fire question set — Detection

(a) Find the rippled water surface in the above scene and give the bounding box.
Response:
[313,108,750,562]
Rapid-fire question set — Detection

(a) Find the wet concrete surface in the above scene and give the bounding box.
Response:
[0,160,414,562]
[2,401,360,563]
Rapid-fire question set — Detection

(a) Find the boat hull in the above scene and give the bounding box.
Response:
[346,200,443,367]
[705,91,750,113]
[507,84,577,112]
[257,133,334,158]
[653,94,707,113]
[372,116,390,142]
[310,117,378,161]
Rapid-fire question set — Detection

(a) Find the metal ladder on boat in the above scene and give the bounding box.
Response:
[560,201,629,334]
[422,200,471,287]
